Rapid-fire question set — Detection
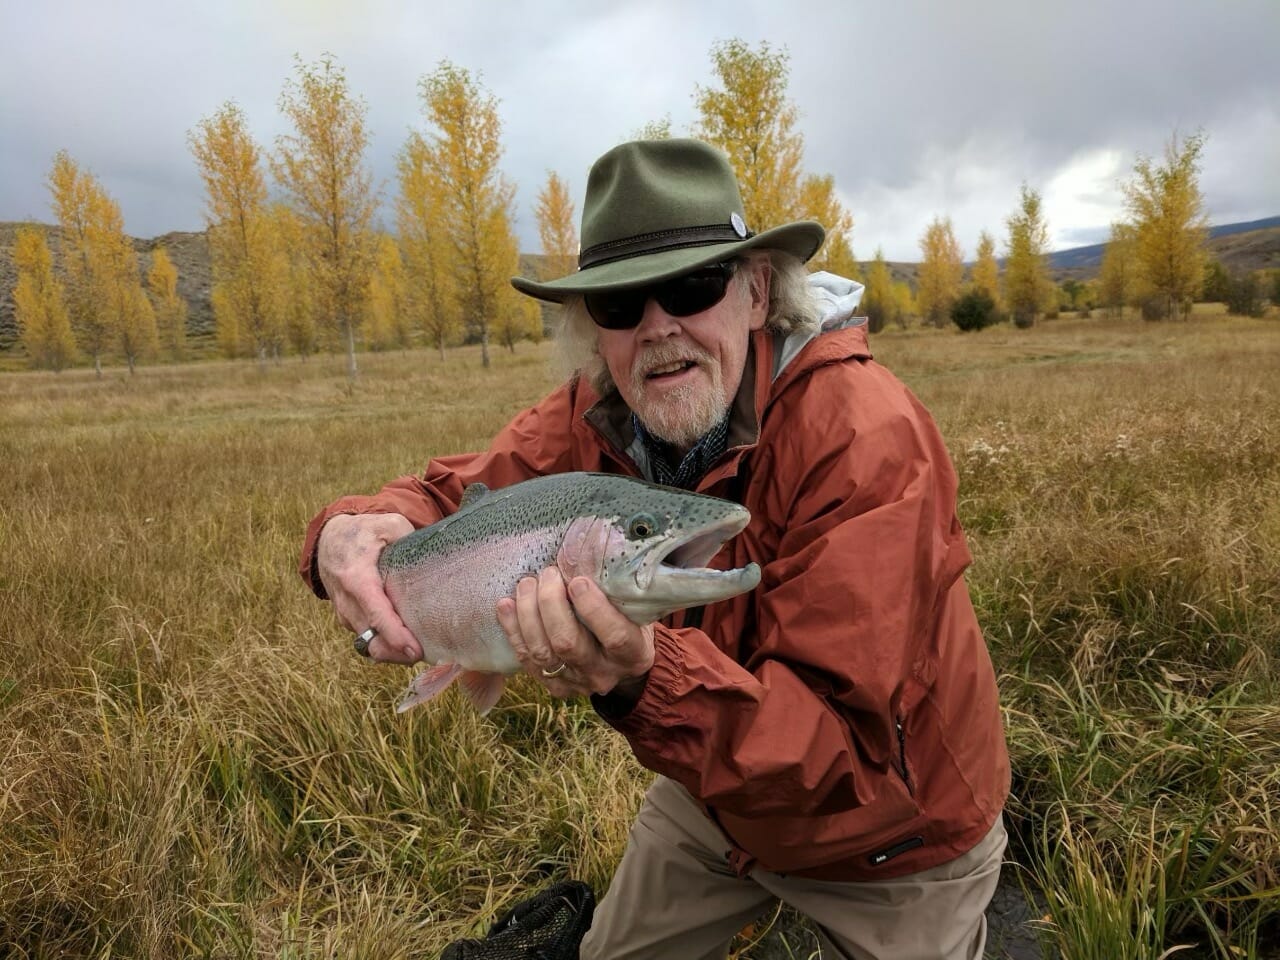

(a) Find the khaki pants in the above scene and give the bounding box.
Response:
[580,776,1006,960]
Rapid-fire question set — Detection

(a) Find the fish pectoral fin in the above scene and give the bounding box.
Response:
[396,663,465,713]
[457,671,506,716]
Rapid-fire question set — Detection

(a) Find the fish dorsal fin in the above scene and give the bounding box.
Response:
[459,482,490,509]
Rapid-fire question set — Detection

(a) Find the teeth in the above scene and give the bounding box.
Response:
[650,361,690,376]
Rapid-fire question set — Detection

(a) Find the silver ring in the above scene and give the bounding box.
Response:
[541,662,567,678]
[353,627,377,658]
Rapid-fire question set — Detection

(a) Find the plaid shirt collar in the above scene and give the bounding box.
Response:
[631,412,730,490]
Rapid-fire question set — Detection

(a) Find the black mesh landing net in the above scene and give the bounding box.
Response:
[440,881,596,960]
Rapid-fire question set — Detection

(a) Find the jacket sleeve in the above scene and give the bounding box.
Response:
[604,362,973,818]
[298,381,582,597]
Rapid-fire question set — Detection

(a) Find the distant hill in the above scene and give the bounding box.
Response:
[822,217,1280,291]
[1049,216,1280,275]
[0,223,211,350]
[3,216,1278,350]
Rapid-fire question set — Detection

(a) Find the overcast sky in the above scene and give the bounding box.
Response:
[1,0,1277,262]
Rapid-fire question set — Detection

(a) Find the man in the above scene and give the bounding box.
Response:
[300,138,1010,960]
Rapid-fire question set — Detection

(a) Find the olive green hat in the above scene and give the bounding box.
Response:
[511,138,826,302]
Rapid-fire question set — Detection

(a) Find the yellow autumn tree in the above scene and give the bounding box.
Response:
[112,256,159,373]
[695,39,804,231]
[364,234,411,351]
[147,246,188,360]
[417,61,521,369]
[96,198,158,373]
[1123,131,1208,321]
[859,248,895,334]
[269,202,319,358]
[492,206,543,353]
[694,39,855,260]
[1003,183,1051,328]
[800,173,858,280]
[48,151,117,376]
[971,230,1002,313]
[396,132,459,361]
[274,55,377,377]
[48,156,155,374]
[535,171,577,283]
[634,117,672,140]
[190,102,287,362]
[494,280,544,353]
[1098,221,1136,319]
[893,280,917,327]
[917,217,964,328]
[12,225,76,370]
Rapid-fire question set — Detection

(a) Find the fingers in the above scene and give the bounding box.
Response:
[495,569,656,699]
[338,580,421,664]
[497,569,590,690]
[510,568,575,673]
[317,512,421,664]
[566,577,655,676]
[538,568,587,664]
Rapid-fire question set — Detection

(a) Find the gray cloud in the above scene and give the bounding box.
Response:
[1,0,1276,261]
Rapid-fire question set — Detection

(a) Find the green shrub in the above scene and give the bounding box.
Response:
[1226,273,1265,318]
[951,288,1000,332]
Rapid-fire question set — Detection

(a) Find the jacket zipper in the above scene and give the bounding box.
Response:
[895,716,912,795]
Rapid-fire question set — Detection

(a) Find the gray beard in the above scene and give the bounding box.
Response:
[627,343,727,448]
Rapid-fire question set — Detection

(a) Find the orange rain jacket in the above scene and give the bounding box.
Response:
[300,321,1010,881]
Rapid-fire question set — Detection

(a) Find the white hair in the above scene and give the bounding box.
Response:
[551,250,821,395]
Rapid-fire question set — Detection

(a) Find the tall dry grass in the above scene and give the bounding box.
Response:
[1,316,1277,958]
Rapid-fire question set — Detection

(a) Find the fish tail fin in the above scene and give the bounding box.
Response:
[457,671,506,716]
[396,662,465,713]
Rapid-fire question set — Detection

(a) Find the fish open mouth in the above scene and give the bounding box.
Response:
[601,501,761,624]
[663,515,744,570]
[635,511,758,590]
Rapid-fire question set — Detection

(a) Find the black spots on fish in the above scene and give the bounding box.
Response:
[387,472,749,565]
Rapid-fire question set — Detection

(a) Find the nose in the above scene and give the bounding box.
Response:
[633,296,683,342]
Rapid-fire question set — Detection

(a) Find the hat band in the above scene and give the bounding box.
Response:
[578,222,755,270]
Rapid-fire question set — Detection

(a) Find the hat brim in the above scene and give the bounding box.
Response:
[511,220,826,303]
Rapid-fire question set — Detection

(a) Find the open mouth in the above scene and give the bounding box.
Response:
[632,511,754,589]
[645,359,698,380]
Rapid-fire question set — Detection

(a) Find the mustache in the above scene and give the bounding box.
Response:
[631,341,713,382]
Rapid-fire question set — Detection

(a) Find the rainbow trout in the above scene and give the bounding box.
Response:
[380,472,760,714]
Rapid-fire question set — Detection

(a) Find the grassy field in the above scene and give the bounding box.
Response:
[1,315,1278,959]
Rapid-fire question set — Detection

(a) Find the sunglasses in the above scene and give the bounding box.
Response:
[584,260,738,330]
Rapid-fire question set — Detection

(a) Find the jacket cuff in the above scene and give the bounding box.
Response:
[595,624,686,732]
[590,672,650,721]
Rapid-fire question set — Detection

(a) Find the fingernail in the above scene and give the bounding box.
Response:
[403,646,418,661]
[569,578,588,598]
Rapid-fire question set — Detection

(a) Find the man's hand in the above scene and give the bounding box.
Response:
[495,567,655,700]
[316,513,421,664]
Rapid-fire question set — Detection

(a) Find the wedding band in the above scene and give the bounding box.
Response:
[353,627,377,658]
[541,662,567,678]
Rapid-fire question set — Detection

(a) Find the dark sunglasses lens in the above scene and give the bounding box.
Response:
[585,262,735,330]
[585,290,646,329]
[655,266,733,317]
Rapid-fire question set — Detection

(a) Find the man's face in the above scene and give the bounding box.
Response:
[596,258,771,453]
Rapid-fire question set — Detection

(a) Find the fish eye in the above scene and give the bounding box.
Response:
[627,513,658,539]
